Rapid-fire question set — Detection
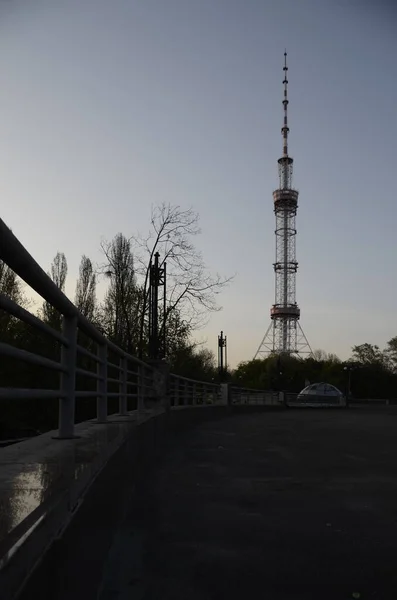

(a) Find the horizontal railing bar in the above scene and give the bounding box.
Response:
[135,378,152,386]
[76,344,101,362]
[75,391,98,398]
[107,377,121,384]
[234,391,267,395]
[0,342,66,372]
[107,361,123,372]
[236,392,267,395]
[180,388,217,394]
[126,369,139,377]
[75,390,138,398]
[0,219,82,319]
[108,345,155,369]
[75,367,102,380]
[231,386,270,393]
[106,392,137,398]
[170,374,219,387]
[0,220,158,372]
[0,388,65,399]
[77,391,138,398]
[0,294,68,345]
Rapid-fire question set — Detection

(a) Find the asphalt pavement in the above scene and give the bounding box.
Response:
[99,407,397,600]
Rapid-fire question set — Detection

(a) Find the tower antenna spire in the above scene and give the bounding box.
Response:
[282,51,289,158]
[254,52,312,359]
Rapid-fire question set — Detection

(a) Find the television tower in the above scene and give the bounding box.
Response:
[254,52,311,359]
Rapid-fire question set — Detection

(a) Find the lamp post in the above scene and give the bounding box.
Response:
[218,331,227,381]
[343,364,355,405]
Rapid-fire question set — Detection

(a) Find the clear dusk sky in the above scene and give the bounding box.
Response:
[0,0,396,367]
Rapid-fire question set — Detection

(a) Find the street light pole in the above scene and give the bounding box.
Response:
[218,331,227,381]
[343,364,355,405]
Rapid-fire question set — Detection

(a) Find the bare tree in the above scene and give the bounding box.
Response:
[99,233,141,354]
[42,252,67,328]
[133,203,233,356]
[75,255,96,321]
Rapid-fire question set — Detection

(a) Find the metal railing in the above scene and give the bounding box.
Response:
[0,218,283,442]
[230,386,280,406]
[0,219,223,438]
[169,374,221,406]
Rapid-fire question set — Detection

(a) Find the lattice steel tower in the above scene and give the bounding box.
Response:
[254,53,311,359]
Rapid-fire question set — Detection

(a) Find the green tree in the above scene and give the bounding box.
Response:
[348,343,394,399]
[100,233,141,354]
[311,349,341,363]
[351,343,386,367]
[41,252,67,330]
[232,351,346,394]
[384,337,397,372]
[0,260,27,342]
[75,255,96,322]
[171,344,217,382]
[161,309,191,362]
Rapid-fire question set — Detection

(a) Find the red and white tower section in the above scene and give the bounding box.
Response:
[255,53,311,358]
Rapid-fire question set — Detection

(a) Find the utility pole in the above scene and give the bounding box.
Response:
[148,252,166,359]
[218,331,227,381]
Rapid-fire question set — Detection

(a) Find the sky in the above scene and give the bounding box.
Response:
[0,0,396,367]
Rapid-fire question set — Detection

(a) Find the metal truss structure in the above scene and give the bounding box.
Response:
[255,53,312,359]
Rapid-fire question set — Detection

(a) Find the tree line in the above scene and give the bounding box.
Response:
[2,203,396,436]
[231,341,397,400]
[0,204,228,437]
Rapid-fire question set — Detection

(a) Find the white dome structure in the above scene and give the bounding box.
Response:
[289,382,346,407]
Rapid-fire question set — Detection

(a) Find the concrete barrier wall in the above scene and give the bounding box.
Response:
[2,403,284,600]
[0,412,149,600]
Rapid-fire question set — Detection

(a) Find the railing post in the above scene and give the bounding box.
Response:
[145,359,170,410]
[211,385,216,405]
[181,380,187,406]
[163,364,171,410]
[119,356,128,416]
[192,382,197,406]
[199,383,204,405]
[195,382,200,405]
[137,365,145,413]
[174,377,180,407]
[97,343,108,423]
[57,315,78,439]
[221,383,231,406]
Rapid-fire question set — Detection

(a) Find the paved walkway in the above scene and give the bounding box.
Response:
[100,408,397,600]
